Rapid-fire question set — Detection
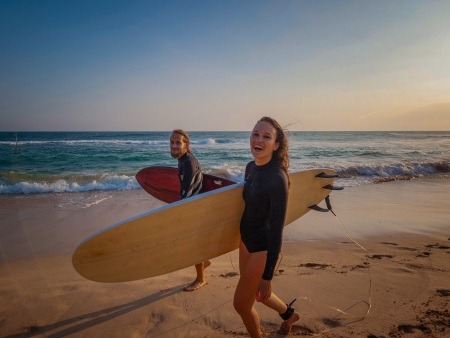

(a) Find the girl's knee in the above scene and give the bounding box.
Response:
[233,297,244,315]
[233,297,251,317]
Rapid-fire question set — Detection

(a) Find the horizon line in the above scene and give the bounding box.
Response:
[1,130,449,133]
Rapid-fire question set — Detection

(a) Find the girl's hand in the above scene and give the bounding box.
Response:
[256,279,272,302]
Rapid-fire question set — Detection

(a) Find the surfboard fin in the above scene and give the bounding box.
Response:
[323,184,344,190]
[308,204,329,212]
[316,172,339,178]
[309,196,334,212]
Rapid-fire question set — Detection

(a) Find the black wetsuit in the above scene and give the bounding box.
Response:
[177,152,203,199]
[240,160,289,281]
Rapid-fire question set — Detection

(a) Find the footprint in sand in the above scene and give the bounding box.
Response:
[274,269,285,276]
[26,324,41,334]
[263,323,315,336]
[379,242,398,246]
[436,289,450,297]
[282,324,315,335]
[380,242,418,252]
[425,243,450,250]
[369,254,394,260]
[219,272,239,278]
[147,313,164,329]
[416,251,431,258]
[396,324,432,335]
[299,263,332,269]
[397,246,417,251]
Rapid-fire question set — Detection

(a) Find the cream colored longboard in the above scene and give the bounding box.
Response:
[73,169,336,283]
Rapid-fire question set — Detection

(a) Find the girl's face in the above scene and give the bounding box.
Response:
[250,121,279,165]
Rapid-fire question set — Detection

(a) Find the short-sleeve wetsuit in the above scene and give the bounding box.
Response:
[177,152,203,199]
[240,160,289,280]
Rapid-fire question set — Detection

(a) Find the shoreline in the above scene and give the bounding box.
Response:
[1,177,449,337]
[2,175,448,245]
[286,175,450,242]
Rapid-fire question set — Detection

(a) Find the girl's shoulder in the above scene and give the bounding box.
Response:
[266,164,288,188]
[245,160,256,171]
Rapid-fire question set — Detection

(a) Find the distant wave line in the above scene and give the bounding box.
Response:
[0,138,228,146]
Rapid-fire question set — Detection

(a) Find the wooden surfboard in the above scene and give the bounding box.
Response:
[136,166,236,203]
[73,168,337,283]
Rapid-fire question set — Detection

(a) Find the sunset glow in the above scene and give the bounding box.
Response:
[1,0,449,131]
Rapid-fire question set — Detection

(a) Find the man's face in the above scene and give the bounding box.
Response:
[170,133,188,158]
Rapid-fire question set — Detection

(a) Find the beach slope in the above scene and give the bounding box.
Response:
[1,179,449,337]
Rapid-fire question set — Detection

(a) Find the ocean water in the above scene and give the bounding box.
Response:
[0,131,449,195]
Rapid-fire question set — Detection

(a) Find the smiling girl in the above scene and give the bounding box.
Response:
[234,117,300,337]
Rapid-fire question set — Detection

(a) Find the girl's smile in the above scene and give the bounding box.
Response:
[250,121,279,166]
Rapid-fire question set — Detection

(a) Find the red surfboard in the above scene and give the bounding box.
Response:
[136,166,236,203]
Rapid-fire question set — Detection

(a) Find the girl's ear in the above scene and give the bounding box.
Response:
[274,141,280,151]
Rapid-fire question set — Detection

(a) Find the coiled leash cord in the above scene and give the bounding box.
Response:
[298,195,372,320]
[151,194,372,337]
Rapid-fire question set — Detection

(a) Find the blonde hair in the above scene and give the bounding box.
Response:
[172,129,191,153]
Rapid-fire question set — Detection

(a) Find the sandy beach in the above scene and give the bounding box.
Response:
[1,178,449,337]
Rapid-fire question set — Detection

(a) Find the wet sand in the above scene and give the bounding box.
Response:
[1,178,449,337]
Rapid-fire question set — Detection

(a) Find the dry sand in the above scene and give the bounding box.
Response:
[1,178,449,337]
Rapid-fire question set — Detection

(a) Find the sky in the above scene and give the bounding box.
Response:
[1,0,450,131]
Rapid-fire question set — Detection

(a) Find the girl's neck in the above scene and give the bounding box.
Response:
[254,157,272,166]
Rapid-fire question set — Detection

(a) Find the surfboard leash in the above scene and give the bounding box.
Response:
[297,193,373,323]
[154,176,372,336]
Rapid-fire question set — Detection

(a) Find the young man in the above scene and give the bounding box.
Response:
[170,129,211,291]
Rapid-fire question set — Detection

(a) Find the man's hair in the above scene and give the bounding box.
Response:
[172,129,191,153]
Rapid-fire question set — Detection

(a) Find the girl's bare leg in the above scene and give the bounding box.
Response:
[234,242,266,337]
[234,242,300,335]
[263,294,300,334]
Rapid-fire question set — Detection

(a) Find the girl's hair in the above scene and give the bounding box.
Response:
[172,129,191,153]
[258,116,289,177]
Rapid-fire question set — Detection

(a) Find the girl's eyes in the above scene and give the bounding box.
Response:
[252,132,272,139]
[252,130,273,140]
[253,133,272,139]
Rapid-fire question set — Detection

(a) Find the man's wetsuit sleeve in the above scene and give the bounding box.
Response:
[179,154,203,199]
[262,171,288,280]
[180,159,194,199]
